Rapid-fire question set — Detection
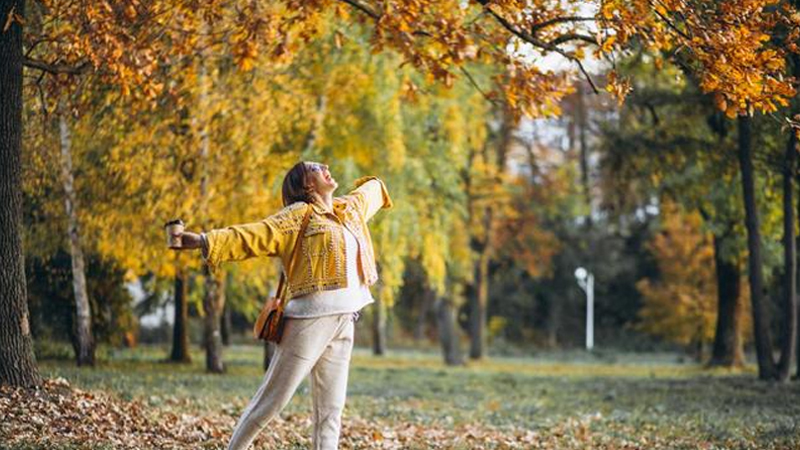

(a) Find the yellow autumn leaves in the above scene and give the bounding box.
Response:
[600,0,796,118]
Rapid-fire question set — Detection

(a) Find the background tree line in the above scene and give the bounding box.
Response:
[2,0,799,386]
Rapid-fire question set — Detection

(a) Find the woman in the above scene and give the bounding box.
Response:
[177,161,392,450]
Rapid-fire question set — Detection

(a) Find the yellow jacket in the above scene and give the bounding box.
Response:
[204,177,392,299]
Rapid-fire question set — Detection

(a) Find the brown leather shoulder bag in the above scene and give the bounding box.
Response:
[253,205,312,343]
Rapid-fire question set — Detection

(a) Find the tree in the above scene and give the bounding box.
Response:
[736,114,777,378]
[600,0,798,381]
[313,0,800,363]
[57,103,94,366]
[283,20,499,361]
[779,114,797,379]
[170,269,191,363]
[594,52,772,367]
[7,0,798,381]
[792,39,800,378]
[465,103,513,360]
[9,0,187,374]
[0,0,42,387]
[636,202,719,356]
[709,228,747,367]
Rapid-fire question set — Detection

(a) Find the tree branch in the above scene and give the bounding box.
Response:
[574,60,600,94]
[459,66,500,105]
[531,16,597,33]
[337,0,602,95]
[338,0,380,20]
[336,0,434,37]
[23,58,90,75]
[474,1,600,94]
[650,4,691,41]
[547,33,596,47]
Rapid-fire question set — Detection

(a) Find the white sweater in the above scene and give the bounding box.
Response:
[283,225,374,318]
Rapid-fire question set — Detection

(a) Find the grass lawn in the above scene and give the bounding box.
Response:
[3,343,799,449]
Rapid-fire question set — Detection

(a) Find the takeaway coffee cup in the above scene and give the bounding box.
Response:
[165,219,185,249]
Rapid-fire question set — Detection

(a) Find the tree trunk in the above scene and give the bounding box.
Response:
[203,272,225,373]
[794,174,800,379]
[466,104,511,361]
[0,0,42,387]
[795,156,800,379]
[471,104,513,358]
[303,94,327,156]
[576,82,592,223]
[414,288,434,342]
[546,292,561,348]
[221,300,232,346]
[169,270,191,363]
[58,107,95,367]
[709,234,745,367]
[790,41,800,380]
[435,296,463,366]
[469,242,490,359]
[372,295,386,356]
[194,27,224,373]
[778,128,798,381]
[737,115,777,380]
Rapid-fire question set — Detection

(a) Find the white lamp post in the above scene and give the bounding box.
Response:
[574,267,594,351]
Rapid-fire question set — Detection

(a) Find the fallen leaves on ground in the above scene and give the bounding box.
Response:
[0,378,230,449]
[0,378,791,449]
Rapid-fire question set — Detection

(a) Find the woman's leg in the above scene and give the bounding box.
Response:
[310,314,355,450]
[227,315,346,450]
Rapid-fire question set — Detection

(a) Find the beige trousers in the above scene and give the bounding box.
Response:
[227,313,356,450]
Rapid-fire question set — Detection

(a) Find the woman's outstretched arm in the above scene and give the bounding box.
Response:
[346,177,393,221]
[173,215,287,273]
[203,220,283,267]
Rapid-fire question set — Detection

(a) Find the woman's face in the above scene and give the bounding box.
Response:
[305,162,338,195]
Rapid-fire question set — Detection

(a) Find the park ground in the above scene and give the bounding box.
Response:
[1,345,799,449]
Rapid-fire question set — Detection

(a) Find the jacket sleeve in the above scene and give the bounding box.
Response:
[203,206,300,272]
[347,176,393,221]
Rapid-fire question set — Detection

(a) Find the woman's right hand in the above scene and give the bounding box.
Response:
[175,231,203,250]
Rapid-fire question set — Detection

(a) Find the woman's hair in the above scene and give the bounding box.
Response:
[281,162,313,206]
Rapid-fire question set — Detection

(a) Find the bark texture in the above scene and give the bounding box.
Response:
[469,241,490,359]
[304,94,327,154]
[59,109,95,367]
[436,296,463,366]
[170,271,191,363]
[195,33,225,372]
[372,296,386,356]
[778,128,798,381]
[709,234,744,367]
[414,288,434,341]
[467,106,511,360]
[576,82,592,221]
[203,272,225,373]
[221,301,232,346]
[737,115,776,380]
[797,163,800,379]
[0,0,42,387]
[547,305,560,348]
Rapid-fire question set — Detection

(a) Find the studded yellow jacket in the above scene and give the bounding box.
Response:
[203,177,392,299]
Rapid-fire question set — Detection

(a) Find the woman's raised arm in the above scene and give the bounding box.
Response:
[346,176,393,221]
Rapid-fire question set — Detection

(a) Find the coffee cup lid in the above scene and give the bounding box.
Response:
[165,219,185,228]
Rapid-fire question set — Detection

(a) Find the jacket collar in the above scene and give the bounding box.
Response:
[309,200,328,215]
[310,198,348,219]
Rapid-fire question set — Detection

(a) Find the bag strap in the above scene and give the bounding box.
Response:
[275,204,313,309]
